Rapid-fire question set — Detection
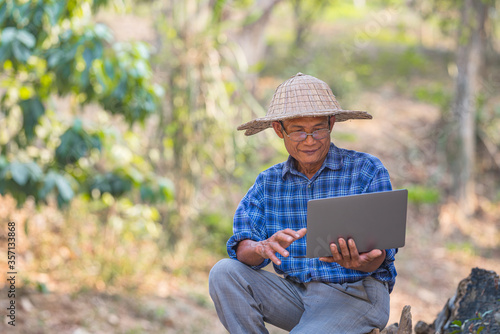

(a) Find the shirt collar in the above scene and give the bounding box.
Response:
[282,143,343,179]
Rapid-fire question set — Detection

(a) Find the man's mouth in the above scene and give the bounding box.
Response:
[302,149,318,155]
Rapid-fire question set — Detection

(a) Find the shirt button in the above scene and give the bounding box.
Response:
[308,184,311,188]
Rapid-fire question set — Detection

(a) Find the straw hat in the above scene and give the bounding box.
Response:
[237,72,372,136]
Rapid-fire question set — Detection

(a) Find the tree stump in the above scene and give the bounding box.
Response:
[415,268,500,334]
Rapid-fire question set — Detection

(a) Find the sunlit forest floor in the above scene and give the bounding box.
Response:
[1,89,499,334]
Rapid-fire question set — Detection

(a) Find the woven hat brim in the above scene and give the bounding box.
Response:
[237,110,372,136]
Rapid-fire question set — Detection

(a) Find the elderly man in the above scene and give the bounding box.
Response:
[209,73,397,333]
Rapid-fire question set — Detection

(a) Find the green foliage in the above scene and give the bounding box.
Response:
[407,185,440,205]
[39,170,75,207]
[0,0,163,207]
[139,178,175,204]
[89,172,132,198]
[321,1,368,20]
[446,241,477,257]
[96,42,162,124]
[36,282,50,294]
[19,97,45,142]
[353,47,428,90]
[450,310,494,334]
[196,212,233,256]
[0,159,43,205]
[414,0,456,33]
[55,119,102,166]
[0,27,36,63]
[263,4,434,100]
[332,131,358,143]
[413,83,451,109]
[0,158,77,207]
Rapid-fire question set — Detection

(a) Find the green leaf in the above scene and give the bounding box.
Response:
[123,166,144,185]
[159,178,175,200]
[94,23,113,42]
[55,123,101,166]
[39,170,58,199]
[10,162,30,186]
[46,49,61,68]
[0,155,7,170]
[31,2,45,28]
[12,41,31,62]
[19,97,45,142]
[134,42,150,59]
[36,282,49,294]
[481,310,493,317]
[89,172,132,198]
[407,185,440,204]
[9,161,42,186]
[24,218,29,236]
[82,47,95,68]
[0,43,12,62]
[26,162,43,181]
[140,184,155,202]
[55,174,74,201]
[16,29,35,48]
[0,2,8,27]
[44,1,65,26]
[1,27,17,43]
[73,118,83,131]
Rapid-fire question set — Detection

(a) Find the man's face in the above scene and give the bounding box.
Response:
[272,116,334,176]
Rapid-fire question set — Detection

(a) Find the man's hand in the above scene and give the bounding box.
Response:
[236,228,307,266]
[319,238,386,273]
[256,228,307,265]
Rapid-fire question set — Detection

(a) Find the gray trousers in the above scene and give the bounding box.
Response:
[209,259,390,334]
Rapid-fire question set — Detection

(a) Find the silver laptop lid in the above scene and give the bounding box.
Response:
[306,189,408,257]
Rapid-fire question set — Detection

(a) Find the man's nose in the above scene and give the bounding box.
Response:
[303,133,316,144]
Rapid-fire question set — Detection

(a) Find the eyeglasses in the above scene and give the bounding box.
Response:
[280,121,331,142]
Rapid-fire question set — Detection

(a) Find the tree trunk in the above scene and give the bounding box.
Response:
[448,0,487,216]
[233,0,282,67]
[232,0,282,93]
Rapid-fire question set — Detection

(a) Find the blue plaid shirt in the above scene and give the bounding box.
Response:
[227,143,398,292]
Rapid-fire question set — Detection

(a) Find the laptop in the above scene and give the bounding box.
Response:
[305,189,408,258]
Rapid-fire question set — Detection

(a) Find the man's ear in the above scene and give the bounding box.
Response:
[329,116,336,130]
[272,121,284,139]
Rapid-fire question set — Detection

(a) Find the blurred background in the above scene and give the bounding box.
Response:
[0,0,499,333]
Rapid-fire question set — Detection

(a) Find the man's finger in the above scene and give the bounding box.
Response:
[330,243,343,262]
[361,249,383,261]
[280,228,304,240]
[275,232,294,244]
[281,228,298,236]
[269,241,289,257]
[348,239,360,261]
[296,228,307,238]
[265,248,281,265]
[275,229,306,246]
[338,238,351,259]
